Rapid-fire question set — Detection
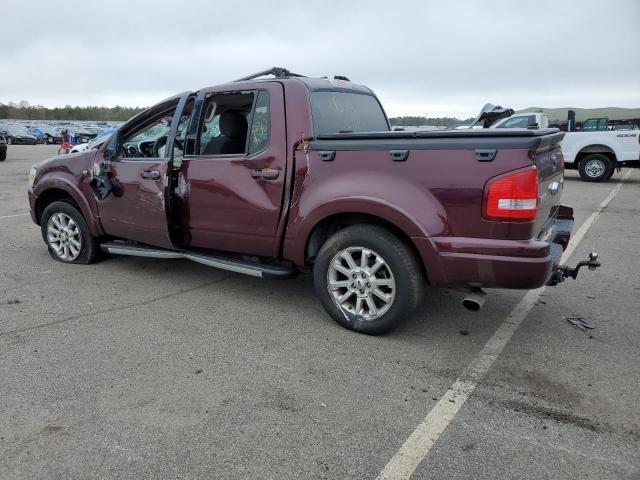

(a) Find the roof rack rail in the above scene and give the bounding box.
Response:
[234,67,305,82]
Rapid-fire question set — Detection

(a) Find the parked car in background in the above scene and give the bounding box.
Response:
[0,125,38,145]
[562,128,640,181]
[0,135,7,161]
[27,127,47,144]
[491,112,549,129]
[479,110,640,182]
[69,129,115,153]
[38,126,63,144]
[27,67,600,334]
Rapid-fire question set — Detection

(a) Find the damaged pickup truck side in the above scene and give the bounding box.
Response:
[28,68,600,334]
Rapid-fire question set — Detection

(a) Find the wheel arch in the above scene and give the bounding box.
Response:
[33,181,102,236]
[301,211,432,284]
[575,144,618,166]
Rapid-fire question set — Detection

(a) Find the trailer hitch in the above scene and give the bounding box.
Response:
[548,252,601,286]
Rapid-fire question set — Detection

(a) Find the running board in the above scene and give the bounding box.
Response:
[100,242,297,279]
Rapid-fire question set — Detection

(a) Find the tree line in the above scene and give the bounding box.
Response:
[0,101,145,121]
[2,101,476,127]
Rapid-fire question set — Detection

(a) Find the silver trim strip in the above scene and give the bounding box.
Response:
[102,244,273,277]
[105,246,183,259]
[184,254,263,277]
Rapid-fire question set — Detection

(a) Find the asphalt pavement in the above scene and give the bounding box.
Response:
[1,145,638,479]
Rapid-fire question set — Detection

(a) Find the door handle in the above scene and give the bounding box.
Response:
[250,168,280,180]
[140,169,161,180]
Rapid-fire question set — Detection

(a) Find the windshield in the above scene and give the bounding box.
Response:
[310,91,389,135]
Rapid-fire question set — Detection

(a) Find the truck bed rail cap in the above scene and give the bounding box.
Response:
[315,128,562,141]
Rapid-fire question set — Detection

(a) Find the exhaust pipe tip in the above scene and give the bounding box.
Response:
[462,288,486,312]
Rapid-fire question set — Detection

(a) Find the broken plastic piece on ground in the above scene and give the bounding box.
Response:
[565,315,595,330]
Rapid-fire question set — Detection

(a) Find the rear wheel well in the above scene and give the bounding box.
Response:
[575,145,617,167]
[305,213,428,282]
[34,189,78,225]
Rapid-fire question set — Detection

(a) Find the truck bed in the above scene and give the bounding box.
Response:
[286,128,566,272]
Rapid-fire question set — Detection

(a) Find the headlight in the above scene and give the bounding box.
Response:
[28,167,37,188]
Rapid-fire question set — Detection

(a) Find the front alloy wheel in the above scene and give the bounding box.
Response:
[40,200,101,264]
[327,246,396,320]
[46,212,83,261]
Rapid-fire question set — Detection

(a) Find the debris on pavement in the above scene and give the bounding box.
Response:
[565,315,595,331]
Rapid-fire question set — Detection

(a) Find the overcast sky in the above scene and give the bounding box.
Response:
[1,0,639,118]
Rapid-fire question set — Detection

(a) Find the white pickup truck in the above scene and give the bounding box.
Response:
[491,112,640,182]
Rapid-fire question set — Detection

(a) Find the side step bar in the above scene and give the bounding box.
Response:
[100,242,297,279]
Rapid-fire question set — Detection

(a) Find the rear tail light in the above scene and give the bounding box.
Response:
[483,166,538,220]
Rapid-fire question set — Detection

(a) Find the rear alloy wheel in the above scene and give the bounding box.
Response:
[41,201,101,264]
[578,154,613,182]
[314,225,425,334]
[327,246,396,321]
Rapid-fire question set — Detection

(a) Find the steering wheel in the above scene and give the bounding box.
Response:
[153,135,168,157]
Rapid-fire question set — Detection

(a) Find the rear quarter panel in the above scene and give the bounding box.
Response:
[283,146,544,265]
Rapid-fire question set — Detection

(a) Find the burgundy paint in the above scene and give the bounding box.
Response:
[176,83,287,257]
[28,77,570,291]
[96,155,174,249]
[28,149,103,237]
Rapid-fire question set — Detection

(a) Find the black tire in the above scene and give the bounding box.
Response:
[607,168,615,179]
[41,200,101,264]
[0,151,5,162]
[313,224,425,335]
[578,154,613,182]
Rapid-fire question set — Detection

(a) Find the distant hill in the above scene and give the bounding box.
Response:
[516,107,640,123]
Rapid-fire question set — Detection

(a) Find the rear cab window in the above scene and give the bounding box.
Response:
[310,91,389,135]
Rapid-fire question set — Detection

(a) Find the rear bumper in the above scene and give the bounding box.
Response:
[414,205,574,289]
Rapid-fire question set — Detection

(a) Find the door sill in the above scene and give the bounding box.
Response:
[100,241,297,279]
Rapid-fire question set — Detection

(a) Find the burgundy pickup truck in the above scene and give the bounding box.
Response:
[28,68,600,334]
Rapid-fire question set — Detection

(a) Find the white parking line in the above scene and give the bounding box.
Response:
[376,169,633,480]
[0,213,29,219]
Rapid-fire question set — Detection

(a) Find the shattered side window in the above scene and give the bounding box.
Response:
[248,90,269,155]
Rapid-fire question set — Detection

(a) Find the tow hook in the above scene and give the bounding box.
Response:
[548,252,601,286]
